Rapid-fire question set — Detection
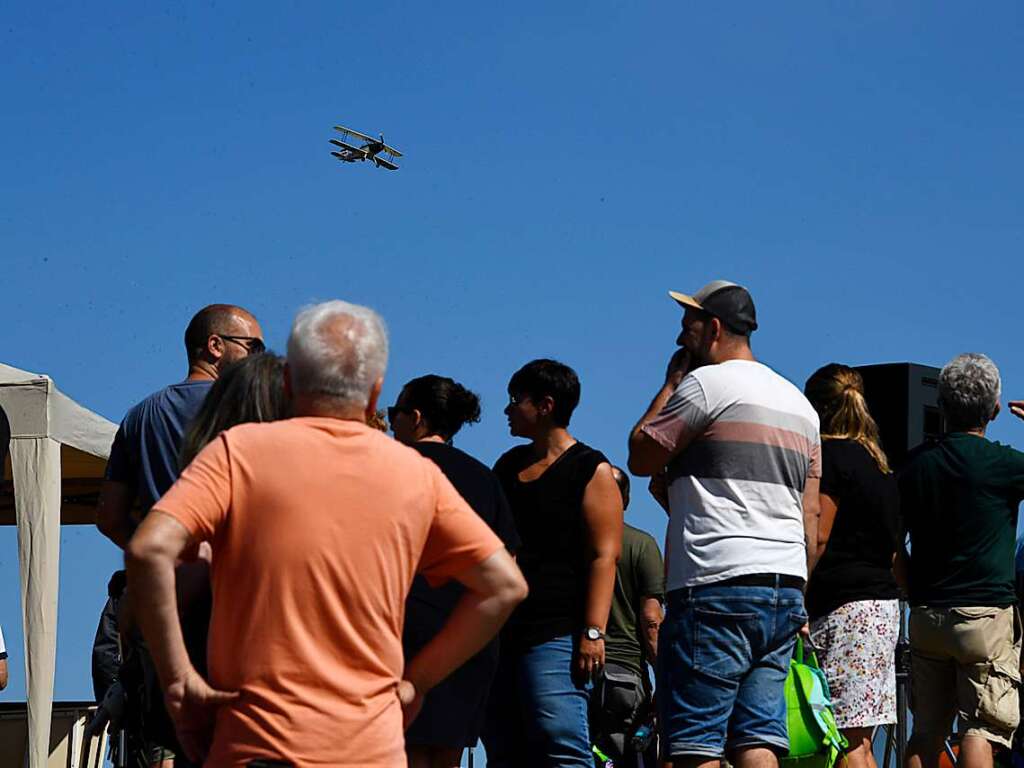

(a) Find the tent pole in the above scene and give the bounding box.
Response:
[12,436,62,768]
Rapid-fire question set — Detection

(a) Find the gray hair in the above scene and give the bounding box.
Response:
[286,300,389,406]
[938,353,1001,430]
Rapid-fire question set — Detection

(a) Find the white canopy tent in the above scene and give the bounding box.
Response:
[0,363,116,768]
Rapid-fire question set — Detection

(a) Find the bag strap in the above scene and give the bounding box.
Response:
[794,634,824,669]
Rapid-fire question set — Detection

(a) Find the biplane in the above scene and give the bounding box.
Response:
[329,125,402,171]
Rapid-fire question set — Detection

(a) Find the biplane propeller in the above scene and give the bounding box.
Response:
[330,125,402,171]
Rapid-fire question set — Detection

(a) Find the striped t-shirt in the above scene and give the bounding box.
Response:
[642,359,821,591]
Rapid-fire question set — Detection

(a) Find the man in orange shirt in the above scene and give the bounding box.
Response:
[127,300,528,767]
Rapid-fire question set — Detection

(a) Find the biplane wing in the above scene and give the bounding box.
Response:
[333,125,376,144]
[329,138,366,154]
[373,156,399,171]
[381,144,403,158]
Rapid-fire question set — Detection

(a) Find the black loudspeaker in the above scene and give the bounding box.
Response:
[855,363,943,471]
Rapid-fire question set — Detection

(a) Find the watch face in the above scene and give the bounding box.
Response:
[586,628,601,641]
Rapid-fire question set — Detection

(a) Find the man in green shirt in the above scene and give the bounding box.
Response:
[901,354,1024,768]
[590,467,665,767]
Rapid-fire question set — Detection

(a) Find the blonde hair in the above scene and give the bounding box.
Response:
[804,364,891,474]
[366,409,389,432]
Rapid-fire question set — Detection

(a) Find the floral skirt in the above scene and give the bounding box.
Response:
[809,599,900,729]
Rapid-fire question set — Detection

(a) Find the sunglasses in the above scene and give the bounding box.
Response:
[219,335,266,355]
[387,405,413,424]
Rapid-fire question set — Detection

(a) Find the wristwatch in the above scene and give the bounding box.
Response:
[584,626,605,641]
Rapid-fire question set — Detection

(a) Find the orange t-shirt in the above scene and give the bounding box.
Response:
[155,417,504,767]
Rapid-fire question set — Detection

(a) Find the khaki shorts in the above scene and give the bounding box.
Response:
[909,606,1022,748]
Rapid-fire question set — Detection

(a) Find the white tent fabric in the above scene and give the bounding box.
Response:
[0,363,116,768]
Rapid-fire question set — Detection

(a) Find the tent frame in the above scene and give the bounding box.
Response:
[0,363,116,768]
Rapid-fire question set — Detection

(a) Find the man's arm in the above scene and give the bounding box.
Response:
[627,350,692,477]
[1011,400,1024,421]
[628,392,680,477]
[633,534,666,664]
[647,473,671,515]
[97,424,140,550]
[640,597,663,664]
[802,476,822,577]
[402,549,527,724]
[125,511,237,761]
[96,480,137,550]
[125,511,194,686]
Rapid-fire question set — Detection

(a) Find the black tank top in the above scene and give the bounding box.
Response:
[493,441,608,648]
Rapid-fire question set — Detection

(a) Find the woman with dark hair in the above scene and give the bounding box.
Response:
[116,353,289,768]
[175,352,288,697]
[483,359,623,768]
[389,374,520,768]
[179,352,289,469]
[804,363,902,768]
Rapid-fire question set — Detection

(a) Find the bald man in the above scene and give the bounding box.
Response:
[97,304,264,548]
[127,301,525,766]
[96,303,263,768]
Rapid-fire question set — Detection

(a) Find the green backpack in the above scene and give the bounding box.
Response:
[782,637,848,768]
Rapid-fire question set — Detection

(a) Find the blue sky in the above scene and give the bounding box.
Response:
[1,0,1021,753]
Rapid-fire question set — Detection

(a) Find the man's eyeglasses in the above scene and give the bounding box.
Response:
[387,405,412,424]
[219,335,266,355]
[507,394,531,407]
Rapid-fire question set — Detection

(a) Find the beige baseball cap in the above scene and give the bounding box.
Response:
[669,280,758,335]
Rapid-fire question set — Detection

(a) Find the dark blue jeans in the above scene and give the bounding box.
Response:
[482,634,592,767]
[657,581,806,759]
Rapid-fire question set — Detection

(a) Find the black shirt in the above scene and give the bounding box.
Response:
[493,441,608,648]
[901,433,1024,608]
[806,439,901,620]
[403,442,520,652]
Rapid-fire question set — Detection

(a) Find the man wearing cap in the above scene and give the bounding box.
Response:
[627,280,822,768]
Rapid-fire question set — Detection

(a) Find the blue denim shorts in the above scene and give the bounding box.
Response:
[657,580,807,759]
[482,634,593,767]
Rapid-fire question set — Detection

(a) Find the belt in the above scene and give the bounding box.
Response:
[716,573,806,590]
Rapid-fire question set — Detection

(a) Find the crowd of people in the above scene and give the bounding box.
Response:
[79,280,1024,768]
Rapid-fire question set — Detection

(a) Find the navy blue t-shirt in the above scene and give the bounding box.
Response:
[105,380,213,510]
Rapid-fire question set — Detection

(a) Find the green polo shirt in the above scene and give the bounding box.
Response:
[604,524,665,677]
[900,432,1024,608]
